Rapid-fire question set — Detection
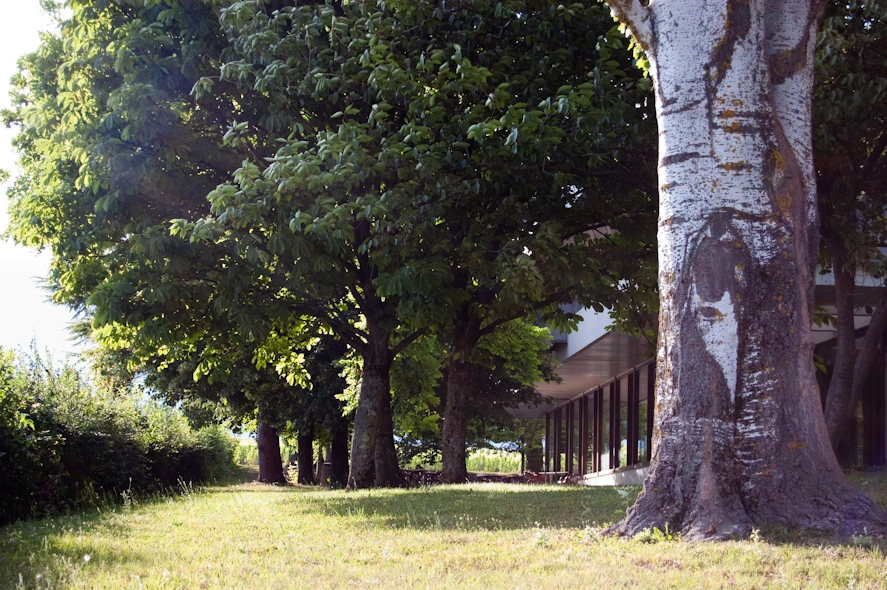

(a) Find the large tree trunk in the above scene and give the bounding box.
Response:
[346,324,405,489]
[609,0,886,539]
[296,429,315,485]
[440,357,472,483]
[256,420,286,484]
[440,317,483,483]
[372,381,405,487]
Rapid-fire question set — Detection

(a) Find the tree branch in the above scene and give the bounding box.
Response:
[391,327,427,358]
[475,287,576,340]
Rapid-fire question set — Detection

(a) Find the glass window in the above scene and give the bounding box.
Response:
[618,377,629,468]
[637,367,649,462]
[601,387,612,470]
[570,399,582,475]
[586,393,596,474]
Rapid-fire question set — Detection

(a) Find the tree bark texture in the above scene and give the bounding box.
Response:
[609,0,886,539]
[440,357,472,483]
[297,429,315,485]
[346,324,405,489]
[256,420,286,484]
[372,384,405,487]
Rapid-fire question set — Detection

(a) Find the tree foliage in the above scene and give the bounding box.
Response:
[8,0,657,489]
[4,0,284,373]
[177,0,655,486]
[816,0,887,248]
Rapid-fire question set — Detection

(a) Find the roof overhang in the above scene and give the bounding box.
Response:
[515,331,650,419]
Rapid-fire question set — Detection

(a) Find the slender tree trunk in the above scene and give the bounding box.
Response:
[296,429,315,485]
[329,420,350,487]
[256,420,286,484]
[825,236,856,450]
[827,287,887,450]
[847,294,887,406]
[440,357,472,483]
[314,446,325,484]
[823,237,860,447]
[347,323,404,489]
[609,0,886,539]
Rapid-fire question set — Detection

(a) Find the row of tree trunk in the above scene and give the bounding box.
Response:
[256,421,351,486]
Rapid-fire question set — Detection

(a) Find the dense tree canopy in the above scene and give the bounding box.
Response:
[3,0,286,372]
[8,0,653,489]
[4,0,333,486]
[178,0,655,486]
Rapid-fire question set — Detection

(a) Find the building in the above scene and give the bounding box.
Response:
[535,272,887,484]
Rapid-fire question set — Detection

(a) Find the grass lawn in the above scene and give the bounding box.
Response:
[2,468,887,589]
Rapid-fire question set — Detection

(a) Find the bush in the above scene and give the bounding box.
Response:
[466,448,522,474]
[192,425,238,481]
[0,351,65,522]
[0,347,237,524]
[404,448,522,473]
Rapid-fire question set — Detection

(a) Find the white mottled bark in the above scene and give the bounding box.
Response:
[608,0,886,539]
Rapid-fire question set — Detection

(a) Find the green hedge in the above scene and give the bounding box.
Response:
[0,349,236,525]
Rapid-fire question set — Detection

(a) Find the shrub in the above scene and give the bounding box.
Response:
[404,448,522,473]
[0,351,65,522]
[466,448,522,474]
[0,347,237,524]
[191,425,238,482]
[235,439,259,466]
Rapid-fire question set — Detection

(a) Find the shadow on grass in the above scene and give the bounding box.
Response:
[745,522,887,553]
[296,484,639,532]
[214,464,259,486]
[845,467,887,509]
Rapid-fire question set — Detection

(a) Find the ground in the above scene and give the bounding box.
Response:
[2,468,887,589]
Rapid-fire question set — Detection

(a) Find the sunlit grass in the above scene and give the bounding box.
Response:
[3,470,887,589]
